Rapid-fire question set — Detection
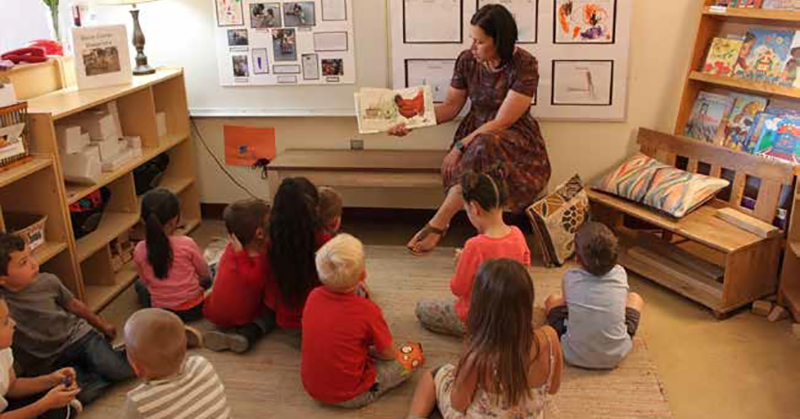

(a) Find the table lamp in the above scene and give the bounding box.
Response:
[101,0,159,75]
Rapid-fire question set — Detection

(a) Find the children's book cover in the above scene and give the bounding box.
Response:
[703,38,742,77]
[684,92,734,143]
[355,86,436,134]
[754,117,800,163]
[722,93,768,151]
[779,31,800,87]
[732,29,794,84]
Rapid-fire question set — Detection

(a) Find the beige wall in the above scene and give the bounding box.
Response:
[193,0,701,207]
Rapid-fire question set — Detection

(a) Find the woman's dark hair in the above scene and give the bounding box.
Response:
[460,170,508,211]
[141,189,180,280]
[458,259,534,407]
[471,4,518,67]
[269,177,320,306]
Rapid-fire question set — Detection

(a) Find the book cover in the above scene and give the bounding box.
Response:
[72,25,132,90]
[355,86,437,134]
[703,38,743,76]
[754,117,800,163]
[732,28,794,84]
[779,31,800,87]
[762,0,800,9]
[722,93,768,151]
[684,92,734,143]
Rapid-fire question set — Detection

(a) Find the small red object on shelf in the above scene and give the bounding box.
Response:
[28,40,64,56]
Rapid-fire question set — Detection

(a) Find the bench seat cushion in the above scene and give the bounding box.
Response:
[594,154,729,218]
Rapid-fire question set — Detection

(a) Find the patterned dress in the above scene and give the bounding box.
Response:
[448,48,551,213]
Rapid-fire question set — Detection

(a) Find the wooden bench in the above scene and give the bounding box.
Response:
[266,149,446,201]
[588,128,795,317]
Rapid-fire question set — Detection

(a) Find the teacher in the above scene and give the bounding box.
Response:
[390,4,551,255]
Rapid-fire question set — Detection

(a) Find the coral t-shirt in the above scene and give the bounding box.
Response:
[301,287,393,404]
[263,232,332,329]
[134,236,210,310]
[451,226,531,322]
[203,244,268,327]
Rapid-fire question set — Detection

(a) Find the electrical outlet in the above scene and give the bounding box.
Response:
[350,138,364,150]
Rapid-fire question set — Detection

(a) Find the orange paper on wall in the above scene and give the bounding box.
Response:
[224,125,276,166]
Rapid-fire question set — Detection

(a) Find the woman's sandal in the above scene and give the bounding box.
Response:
[407,223,449,256]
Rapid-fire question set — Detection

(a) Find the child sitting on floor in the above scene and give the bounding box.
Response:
[302,234,420,408]
[544,222,645,369]
[0,234,134,405]
[416,171,530,336]
[407,259,562,419]
[134,188,211,323]
[318,186,343,236]
[203,199,275,353]
[0,296,81,419]
[124,308,230,419]
[264,177,332,332]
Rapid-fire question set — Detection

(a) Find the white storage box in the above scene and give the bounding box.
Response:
[101,147,134,172]
[55,126,89,154]
[72,111,119,141]
[91,137,122,162]
[62,148,101,184]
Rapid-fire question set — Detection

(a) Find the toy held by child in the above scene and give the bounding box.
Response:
[545,222,644,370]
[302,234,422,408]
[124,308,231,419]
[133,189,212,323]
[203,199,275,353]
[407,259,562,419]
[416,171,531,337]
[0,234,134,405]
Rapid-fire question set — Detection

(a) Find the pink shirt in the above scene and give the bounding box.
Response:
[134,236,210,310]
[451,226,531,322]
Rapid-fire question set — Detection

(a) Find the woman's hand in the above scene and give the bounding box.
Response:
[387,123,412,137]
[441,148,462,182]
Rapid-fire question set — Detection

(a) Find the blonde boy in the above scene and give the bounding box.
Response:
[124,309,230,419]
[301,234,414,408]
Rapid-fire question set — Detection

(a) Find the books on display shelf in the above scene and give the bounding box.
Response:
[722,93,769,151]
[703,37,743,77]
[685,91,735,143]
[732,28,794,85]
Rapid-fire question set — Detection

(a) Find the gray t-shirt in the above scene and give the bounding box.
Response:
[561,265,632,369]
[0,273,92,361]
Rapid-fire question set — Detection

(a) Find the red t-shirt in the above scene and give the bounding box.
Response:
[203,244,268,328]
[263,232,332,329]
[451,226,531,322]
[301,287,393,404]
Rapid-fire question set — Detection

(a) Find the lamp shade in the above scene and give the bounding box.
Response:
[99,0,159,5]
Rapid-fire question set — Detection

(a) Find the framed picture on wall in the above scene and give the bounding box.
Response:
[477,0,538,43]
[403,0,463,44]
[215,0,245,27]
[551,60,614,106]
[405,59,456,103]
[252,48,269,74]
[553,0,616,44]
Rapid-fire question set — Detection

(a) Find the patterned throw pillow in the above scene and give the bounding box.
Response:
[594,153,730,218]
[525,174,589,267]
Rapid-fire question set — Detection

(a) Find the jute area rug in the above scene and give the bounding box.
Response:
[82,245,672,419]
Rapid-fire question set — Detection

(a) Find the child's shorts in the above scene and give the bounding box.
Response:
[547,306,641,338]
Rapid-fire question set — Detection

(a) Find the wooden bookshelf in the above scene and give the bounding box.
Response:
[779,181,800,321]
[702,6,800,23]
[9,67,201,311]
[688,71,800,100]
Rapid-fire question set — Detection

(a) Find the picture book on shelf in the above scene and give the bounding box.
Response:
[732,28,794,84]
[684,92,734,143]
[762,0,800,9]
[722,93,768,151]
[703,38,742,77]
[735,0,763,7]
[753,117,800,164]
[355,86,436,134]
[780,31,800,87]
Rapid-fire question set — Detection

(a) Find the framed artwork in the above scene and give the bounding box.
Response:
[322,0,347,20]
[477,0,538,43]
[403,0,463,44]
[232,54,250,78]
[405,59,456,103]
[553,0,616,44]
[313,32,348,52]
[272,28,297,61]
[551,60,614,106]
[321,58,344,76]
[250,3,282,28]
[227,29,249,46]
[302,53,320,80]
[215,0,244,26]
[252,48,269,74]
[283,1,317,27]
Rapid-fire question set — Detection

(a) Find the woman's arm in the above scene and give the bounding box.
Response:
[459,89,532,148]
[434,87,468,125]
[450,356,479,413]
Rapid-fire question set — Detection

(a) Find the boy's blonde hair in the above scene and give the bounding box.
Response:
[315,233,365,292]
[124,308,186,379]
[318,186,343,228]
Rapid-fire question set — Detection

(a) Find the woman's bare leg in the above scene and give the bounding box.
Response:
[408,185,464,253]
[406,370,437,419]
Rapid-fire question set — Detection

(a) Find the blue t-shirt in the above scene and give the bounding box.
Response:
[561,265,632,369]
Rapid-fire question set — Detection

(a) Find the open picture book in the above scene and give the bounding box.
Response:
[355,86,437,134]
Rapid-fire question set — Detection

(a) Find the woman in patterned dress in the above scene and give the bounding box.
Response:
[390,4,551,255]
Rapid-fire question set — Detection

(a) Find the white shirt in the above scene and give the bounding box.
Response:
[0,348,14,411]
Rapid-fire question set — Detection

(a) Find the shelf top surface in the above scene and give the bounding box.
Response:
[703,6,800,23]
[689,71,800,100]
[0,156,52,189]
[25,67,183,120]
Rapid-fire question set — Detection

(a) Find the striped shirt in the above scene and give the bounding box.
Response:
[124,355,231,419]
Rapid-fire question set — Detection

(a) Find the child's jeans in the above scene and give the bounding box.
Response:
[55,330,134,405]
[7,393,71,419]
[333,359,409,408]
[415,299,466,337]
[134,278,213,322]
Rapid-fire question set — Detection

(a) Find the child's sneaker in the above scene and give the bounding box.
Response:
[69,398,83,413]
[203,330,249,354]
[185,326,203,349]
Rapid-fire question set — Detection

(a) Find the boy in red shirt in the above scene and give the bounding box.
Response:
[301,234,418,408]
[203,199,274,353]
